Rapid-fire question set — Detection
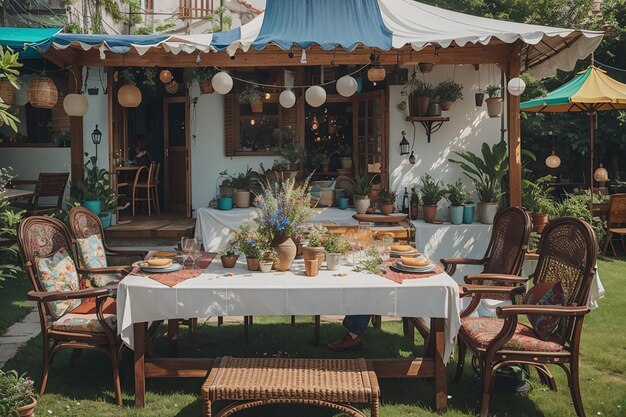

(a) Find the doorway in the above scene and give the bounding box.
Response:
[163,97,191,216]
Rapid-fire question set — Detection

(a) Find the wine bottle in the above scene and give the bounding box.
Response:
[402,187,410,214]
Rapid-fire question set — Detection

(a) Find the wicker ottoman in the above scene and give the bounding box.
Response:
[201,356,380,417]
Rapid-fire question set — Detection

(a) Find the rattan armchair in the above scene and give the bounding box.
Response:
[455,217,597,417]
[600,193,626,256]
[17,216,128,406]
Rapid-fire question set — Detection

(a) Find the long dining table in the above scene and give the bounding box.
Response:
[117,258,462,411]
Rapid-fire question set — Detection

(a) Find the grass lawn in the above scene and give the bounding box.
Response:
[2,258,626,417]
[0,272,33,335]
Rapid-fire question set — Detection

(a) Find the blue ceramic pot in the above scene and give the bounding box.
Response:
[218,196,233,210]
[100,212,111,228]
[83,200,101,216]
[450,206,464,225]
[338,197,349,210]
[463,204,475,224]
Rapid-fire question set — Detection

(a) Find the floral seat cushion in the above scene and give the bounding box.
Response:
[37,248,81,317]
[461,317,563,352]
[76,234,122,287]
[52,297,117,333]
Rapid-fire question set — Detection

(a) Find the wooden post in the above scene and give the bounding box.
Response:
[431,317,447,412]
[133,321,147,408]
[68,66,84,184]
[507,45,523,207]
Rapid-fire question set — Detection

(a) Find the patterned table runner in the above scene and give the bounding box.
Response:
[380,259,444,284]
[133,252,216,287]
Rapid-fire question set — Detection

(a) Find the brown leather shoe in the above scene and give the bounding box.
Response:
[326,333,363,352]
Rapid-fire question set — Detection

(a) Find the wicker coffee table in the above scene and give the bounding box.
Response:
[201,356,380,417]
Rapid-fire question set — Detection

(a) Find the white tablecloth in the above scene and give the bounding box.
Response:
[117,259,462,361]
[195,207,360,252]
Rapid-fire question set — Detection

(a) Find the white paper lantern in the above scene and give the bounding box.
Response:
[279,90,296,108]
[305,85,326,108]
[545,152,561,169]
[336,75,358,97]
[212,71,233,95]
[117,84,142,108]
[63,93,89,116]
[507,77,526,96]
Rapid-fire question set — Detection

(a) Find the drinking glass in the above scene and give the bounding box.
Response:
[180,237,195,266]
[345,229,358,266]
[357,222,373,260]
[189,239,202,269]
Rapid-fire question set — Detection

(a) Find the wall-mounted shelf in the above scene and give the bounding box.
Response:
[406,116,450,143]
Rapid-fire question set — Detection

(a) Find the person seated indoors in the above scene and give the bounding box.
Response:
[132,136,152,167]
[327,315,371,352]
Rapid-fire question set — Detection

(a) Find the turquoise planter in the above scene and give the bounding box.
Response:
[450,206,464,225]
[100,212,111,228]
[338,197,349,210]
[218,196,233,210]
[463,204,475,224]
[83,200,101,216]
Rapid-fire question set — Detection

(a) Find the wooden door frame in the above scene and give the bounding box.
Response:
[163,96,192,217]
[352,88,389,188]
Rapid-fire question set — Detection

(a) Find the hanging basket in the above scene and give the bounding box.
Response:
[28,77,58,109]
[250,101,263,113]
[0,80,16,105]
[199,80,214,94]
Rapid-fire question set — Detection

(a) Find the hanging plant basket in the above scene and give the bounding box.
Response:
[28,76,58,109]
[200,80,214,94]
[419,63,434,73]
[250,100,263,113]
[0,80,16,105]
[486,97,503,117]
[475,92,485,106]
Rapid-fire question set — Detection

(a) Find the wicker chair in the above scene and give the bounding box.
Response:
[17,216,129,406]
[455,217,597,417]
[11,172,69,215]
[600,193,626,256]
[68,207,148,266]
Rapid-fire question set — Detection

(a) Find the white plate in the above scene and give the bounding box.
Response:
[390,250,420,257]
[139,262,183,273]
[392,262,435,273]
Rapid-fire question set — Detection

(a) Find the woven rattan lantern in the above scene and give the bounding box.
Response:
[63,93,89,117]
[117,84,142,107]
[367,65,386,84]
[165,80,179,94]
[28,77,58,109]
[594,163,609,185]
[0,80,15,105]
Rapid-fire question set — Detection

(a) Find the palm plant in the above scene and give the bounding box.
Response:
[352,172,378,198]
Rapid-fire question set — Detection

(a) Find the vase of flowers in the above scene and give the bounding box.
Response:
[219,244,239,268]
[259,247,277,272]
[231,222,265,271]
[0,370,36,417]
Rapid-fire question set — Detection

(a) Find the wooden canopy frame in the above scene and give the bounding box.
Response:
[48,41,523,206]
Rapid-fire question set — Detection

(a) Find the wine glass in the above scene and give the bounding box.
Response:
[189,239,202,269]
[345,229,358,266]
[180,237,195,266]
[357,222,373,260]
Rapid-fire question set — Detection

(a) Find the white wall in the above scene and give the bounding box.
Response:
[82,67,110,167]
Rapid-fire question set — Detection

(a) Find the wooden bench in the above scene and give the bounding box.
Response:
[201,356,380,417]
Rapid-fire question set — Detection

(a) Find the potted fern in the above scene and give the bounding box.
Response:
[485,84,503,117]
[239,84,263,113]
[377,190,397,215]
[420,174,446,223]
[230,167,256,208]
[435,80,464,111]
[352,172,378,214]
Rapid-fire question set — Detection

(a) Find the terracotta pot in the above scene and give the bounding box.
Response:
[304,259,319,277]
[422,205,438,223]
[354,198,370,214]
[477,202,499,224]
[246,257,260,271]
[221,254,239,268]
[16,397,37,417]
[250,101,263,113]
[340,157,353,169]
[272,233,296,271]
[419,62,434,73]
[410,95,430,116]
[486,97,503,118]
[380,204,394,215]
[325,252,342,271]
[259,261,273,272]
[234,189,251,208]
[475,92,485,107]
[295,238,304,258]
[440,100,453,111]
[531,212,549,233]
[303,246,325,266]
[321,163,330,172]
[199,80,214,94]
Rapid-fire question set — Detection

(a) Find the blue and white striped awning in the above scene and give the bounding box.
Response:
[30,0,604,78]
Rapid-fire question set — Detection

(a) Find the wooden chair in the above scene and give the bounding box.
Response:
[11,172,69,215]
[68,206,148,265]
[601,193,626,256]
[132,162,160,216]
[455,217,597,417]
[17,216,129,405]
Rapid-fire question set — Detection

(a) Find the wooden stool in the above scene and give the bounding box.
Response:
[201,356,380,417]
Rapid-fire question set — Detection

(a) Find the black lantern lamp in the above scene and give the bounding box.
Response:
[399,130,410,155]
[91,124,102,162]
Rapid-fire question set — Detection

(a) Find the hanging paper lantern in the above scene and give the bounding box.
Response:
[367,65,386,83]
[507,77,526,96]
[545,152,561,169]
[336,75,358,97]
[212,71,233,95]
[305,86,326,108]
[28,77,58,109]
[63,93,89,116]
[117,84,142,108]
[594,163,609,183]
[159,69,173,84]
[279,90,296,108]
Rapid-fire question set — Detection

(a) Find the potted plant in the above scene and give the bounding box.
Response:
[239,84,263,113]
[377,190,397,215]
[475,89,485,106]
[230,167,255,208]
[99,186,117,229]
[420,174,446,223]
[485,84,503,117]
[259,247,278,272]
[463,198,475,224]
[408,79,434,117]
[522,176,556,233]
[321,233,350,270]
[338,144,353,169]
[352,172,378,214]
[219,244,239,268]
[73,153,113,217]
[0,370,36,417]
[305,149,327,173]
[446,179,469,225]
[280,142,303,171]
[449,141,508,224]
[196,67,215,94]
[231,222,264,271]
[435,80,464,111]
[302,224,327,266]
[427,91,442,116]
[419,62,434,73]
